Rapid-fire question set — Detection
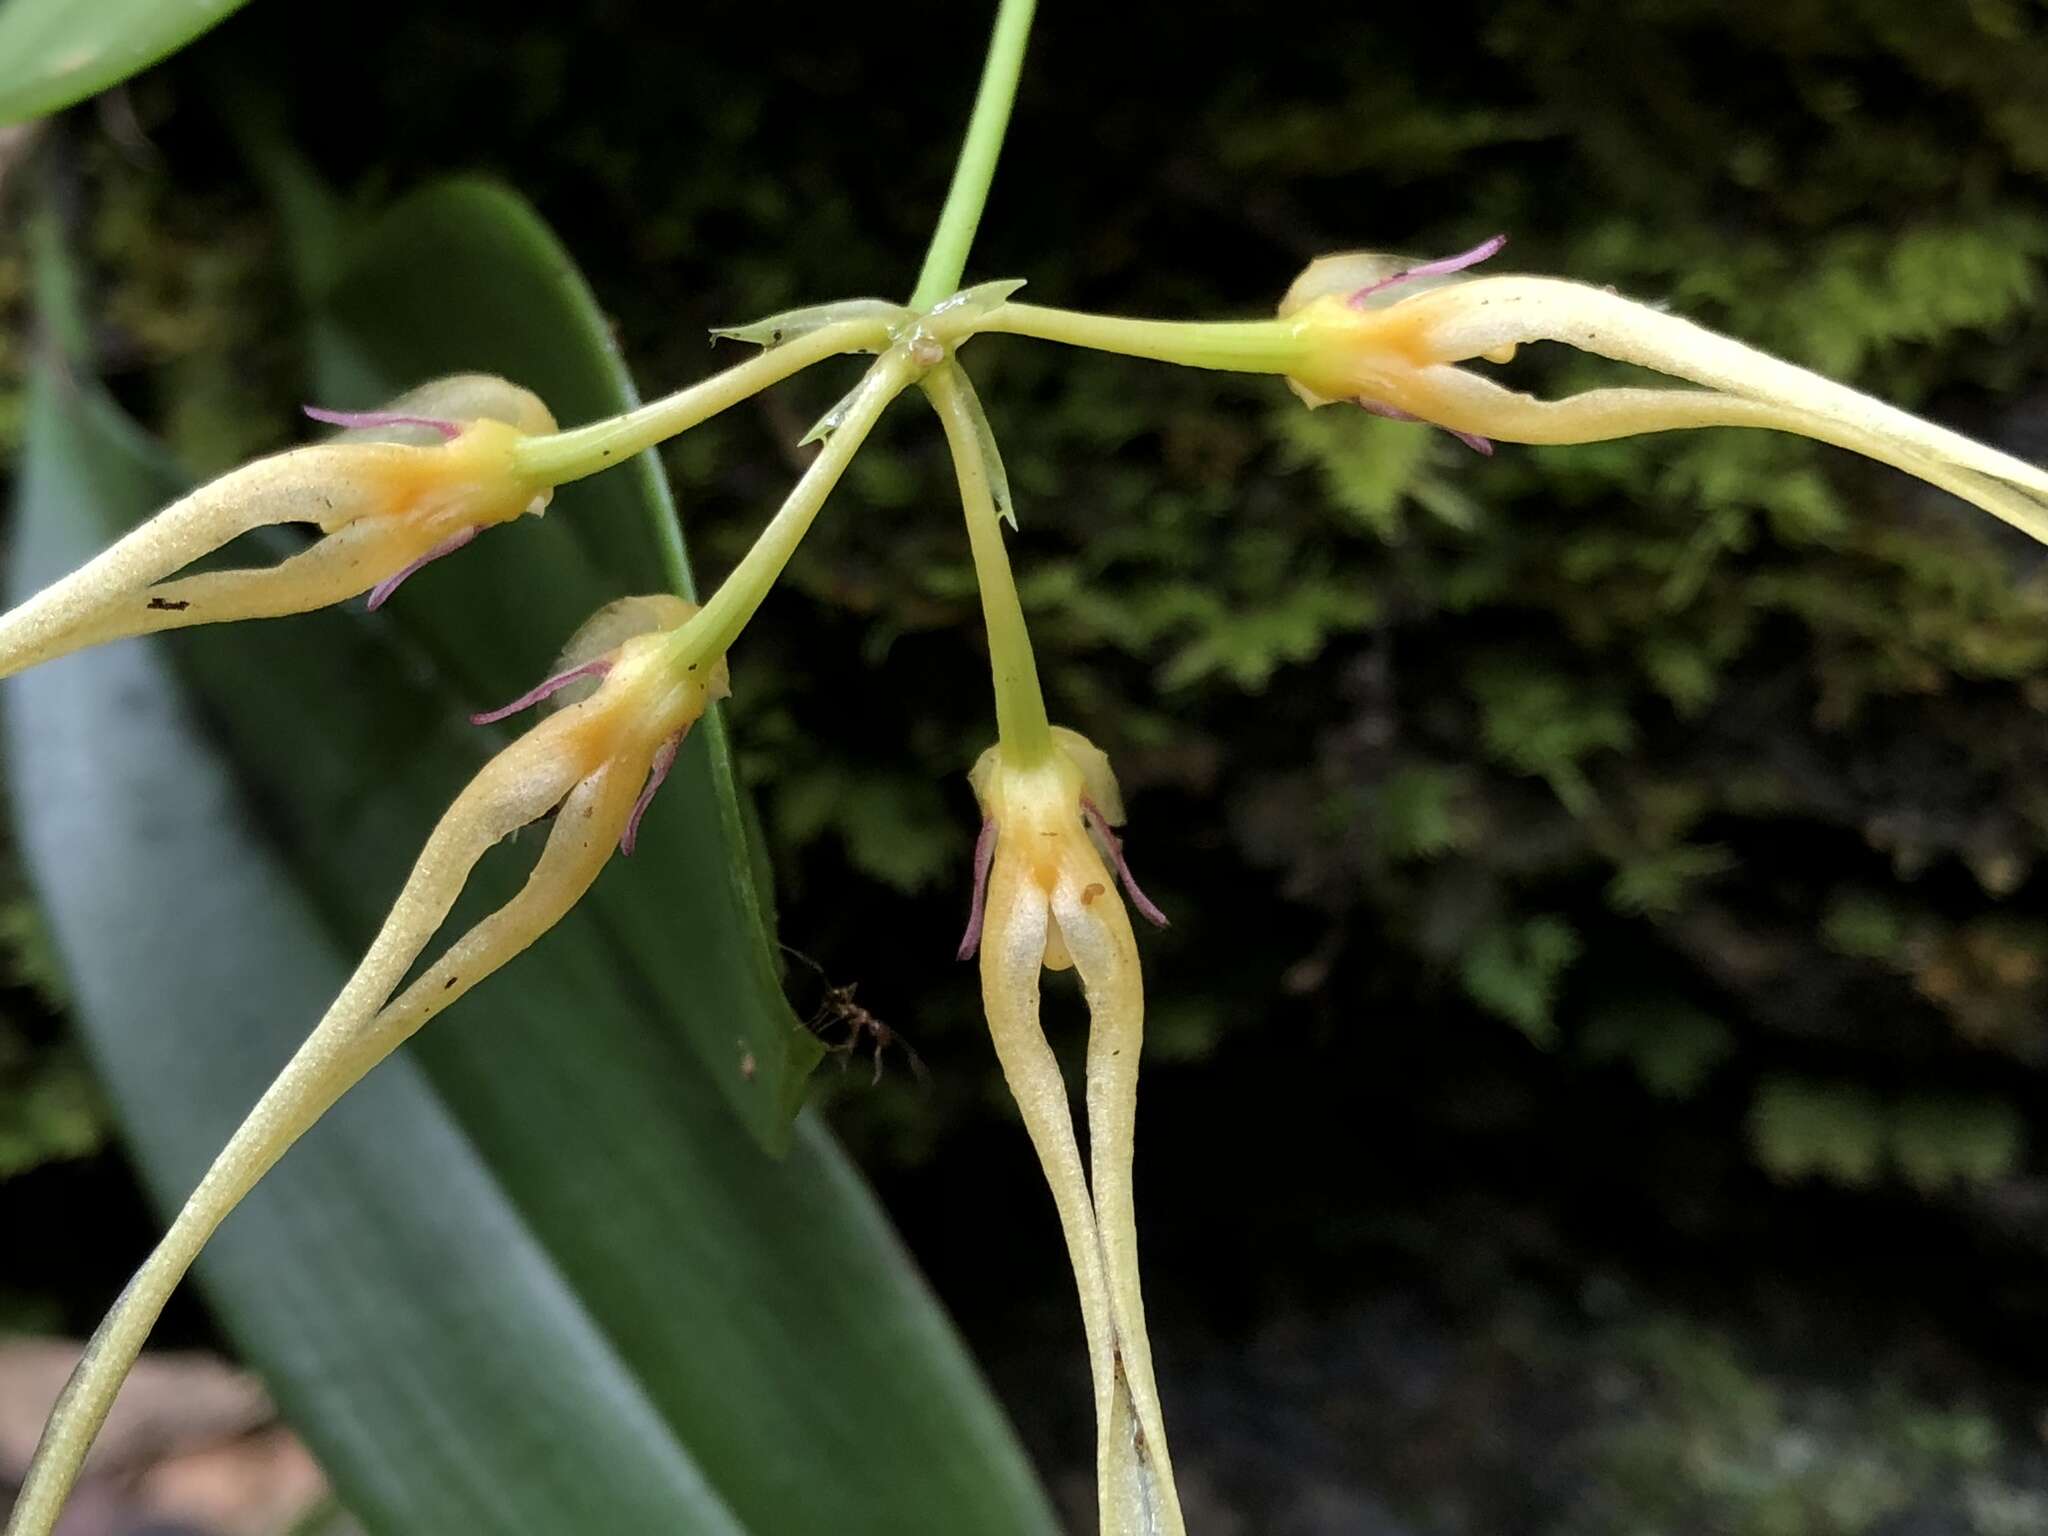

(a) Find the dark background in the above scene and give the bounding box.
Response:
[6,1,2048,1530]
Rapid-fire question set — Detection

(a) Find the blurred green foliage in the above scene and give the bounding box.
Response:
[0,883,100,1180]
[1568,1314,2041,1536]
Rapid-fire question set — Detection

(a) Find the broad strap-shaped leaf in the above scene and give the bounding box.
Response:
[4,206,1059,1533]
[0,0,255,125]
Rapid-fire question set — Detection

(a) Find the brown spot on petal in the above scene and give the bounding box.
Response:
[146,597,190,611]
[1081,882,1105,905]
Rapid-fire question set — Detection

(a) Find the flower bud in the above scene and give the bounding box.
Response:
[0,374,558,679]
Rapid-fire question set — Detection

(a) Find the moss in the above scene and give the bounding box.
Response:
[1567,1314,2019,1536]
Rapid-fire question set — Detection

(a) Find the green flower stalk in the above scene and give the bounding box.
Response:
[4,595,726,1536]
[931,362,1182,1536]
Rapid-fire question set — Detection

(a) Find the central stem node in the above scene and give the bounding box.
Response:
[907,329,948,370]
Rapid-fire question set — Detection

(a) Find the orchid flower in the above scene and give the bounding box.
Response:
[6,595,726,1535]
[1277,237,2048,540]
[925,358,1183,1536]
[0,374,558,679]
[959,727,1178,1536]
[980,232,2048,540]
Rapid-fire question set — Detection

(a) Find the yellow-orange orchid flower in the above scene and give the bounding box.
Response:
[1278,235,2048,540]
[922,354,1190,1535]
[6,595,724,1536]
[0,374,557,679]
[958,726,1179,1536]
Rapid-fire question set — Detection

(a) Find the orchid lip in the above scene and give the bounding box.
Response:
[957,816,999,961]
[366,526,478,611]
[1080,797,1169,929]
[1345,233,1507,307]
[620,729,685,856]
[304,404,464,441]
[470,658,614,726]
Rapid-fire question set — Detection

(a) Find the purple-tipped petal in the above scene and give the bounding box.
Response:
[1081,798,1169,929]
[1346,233,1507,306]
[366,526,478,612]
[469,657,613,726]
[1354,398,1424,424]
[620,730,685,856]
[304,404,463,440]
[957,817,998,961]
[1354,397,1494,456]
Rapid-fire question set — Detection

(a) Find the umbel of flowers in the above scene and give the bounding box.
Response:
[13,230,2048,1536]
[11,20,2048,1532]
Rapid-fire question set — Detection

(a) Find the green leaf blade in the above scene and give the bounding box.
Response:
[0,0,255,125]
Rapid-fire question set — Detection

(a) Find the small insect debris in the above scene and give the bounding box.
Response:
[780,944,929,1086]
